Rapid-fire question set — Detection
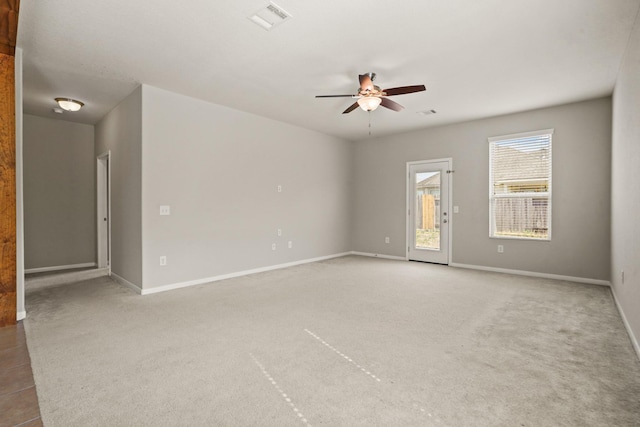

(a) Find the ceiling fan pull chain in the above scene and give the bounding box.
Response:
[368,111,372,136]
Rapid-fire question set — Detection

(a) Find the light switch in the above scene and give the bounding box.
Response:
[160,205,171,216]
[453,206,459,213]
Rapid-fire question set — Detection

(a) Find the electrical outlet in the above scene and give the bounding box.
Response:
[288,241,292,249]
[160,256,167,266]
[159,205,171,215]
[272,243,276,250]
[277,228,282,237]
[385,237,390,244]
[497,245,504,253]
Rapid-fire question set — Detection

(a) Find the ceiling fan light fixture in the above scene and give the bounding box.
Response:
[55,98,84,112]
[357,96,382,112]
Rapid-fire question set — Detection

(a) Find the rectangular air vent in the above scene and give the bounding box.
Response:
[249,2,292,30]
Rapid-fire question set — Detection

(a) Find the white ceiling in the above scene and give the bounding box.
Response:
[17,0,640,141]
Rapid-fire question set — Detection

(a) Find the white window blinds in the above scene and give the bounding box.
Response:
[489,129,553,240]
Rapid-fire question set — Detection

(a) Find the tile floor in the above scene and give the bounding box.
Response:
[0,322,42,427]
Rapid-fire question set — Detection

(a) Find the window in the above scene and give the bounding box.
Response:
[489,129,552,240]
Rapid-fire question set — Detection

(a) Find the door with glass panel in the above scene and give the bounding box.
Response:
[407,160,450,264]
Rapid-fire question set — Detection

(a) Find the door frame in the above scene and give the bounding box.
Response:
[97,151,111,272]
[406,158,453,264]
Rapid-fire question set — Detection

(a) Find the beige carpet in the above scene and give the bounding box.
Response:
[24,256,640,426]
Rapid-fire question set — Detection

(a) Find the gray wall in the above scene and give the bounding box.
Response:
[353,97,612,281]
[95,86,143,287]
[140,85,353,289]
[612,15,640,348]
[23,114,96,270]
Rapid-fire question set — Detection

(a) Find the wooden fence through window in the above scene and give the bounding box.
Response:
[494,197,548,236]
[416,194,439,230]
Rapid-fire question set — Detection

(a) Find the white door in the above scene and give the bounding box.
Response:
[407,159,451,264]
[97,152,110,269]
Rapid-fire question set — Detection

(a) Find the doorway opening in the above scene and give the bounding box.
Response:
[407,159,452,264]
[97,151,111,271]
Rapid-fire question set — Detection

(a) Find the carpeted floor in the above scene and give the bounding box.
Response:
[24,256,640,426]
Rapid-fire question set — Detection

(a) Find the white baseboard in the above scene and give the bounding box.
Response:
[25,262,97,274]
[111,272,143,295]
[141,252,351,295]
[17,311,26,321]
[449,262,611,286]
[350,251,406,261]
[610,287,640,361]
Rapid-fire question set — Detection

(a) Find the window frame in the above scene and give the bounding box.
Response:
[488,129,553,241]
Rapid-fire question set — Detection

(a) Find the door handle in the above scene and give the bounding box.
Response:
[443,219,448,224]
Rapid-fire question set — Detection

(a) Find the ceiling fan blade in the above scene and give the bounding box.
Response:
[342,102,360,114]
[315,94,357,98]
[359,74,374,92]
[380,97,404,112]
[383,85,426,96]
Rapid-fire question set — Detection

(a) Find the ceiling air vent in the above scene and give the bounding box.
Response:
[249,2,292,30]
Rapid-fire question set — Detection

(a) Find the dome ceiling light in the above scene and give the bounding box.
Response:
[55,98,84,112]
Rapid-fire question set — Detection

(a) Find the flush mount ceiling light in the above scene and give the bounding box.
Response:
[55,98,84,112]
[357,96,382,112]
[249,2,292,30]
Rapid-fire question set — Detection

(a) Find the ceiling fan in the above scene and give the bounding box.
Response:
[316,73,426,114]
